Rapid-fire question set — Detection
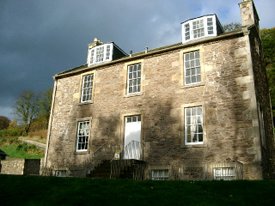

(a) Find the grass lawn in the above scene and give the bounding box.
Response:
[0,144,43,159]
[0,175,275,206]
[0,137,44,159]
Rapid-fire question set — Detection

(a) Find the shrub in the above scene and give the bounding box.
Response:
[0,128,23,137]
[16,143,29,152]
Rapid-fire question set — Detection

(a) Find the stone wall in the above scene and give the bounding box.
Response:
[0,158,41,175]
[1,158,25,175]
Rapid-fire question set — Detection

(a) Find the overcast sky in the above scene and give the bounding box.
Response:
[0,0,274,120]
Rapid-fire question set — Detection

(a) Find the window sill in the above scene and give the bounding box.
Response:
[78,101,93,106]
[124,92,143,98]
[182,82,205,89]
[182,143,206,148]
[75,150,90,155]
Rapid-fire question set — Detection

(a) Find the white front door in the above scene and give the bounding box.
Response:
[124,115,141,160]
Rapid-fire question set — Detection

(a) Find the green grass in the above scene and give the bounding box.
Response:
[0,175,274,206]
[0,137,44,159]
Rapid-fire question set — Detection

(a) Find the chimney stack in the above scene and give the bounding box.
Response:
[88,37,103,49]
[239,0,260,31]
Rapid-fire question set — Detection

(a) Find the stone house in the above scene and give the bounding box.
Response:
[44,0,274,180]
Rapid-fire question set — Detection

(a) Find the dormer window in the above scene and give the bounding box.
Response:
[87,38,127,67]
[181,14,223,43]
[87,43,113,66]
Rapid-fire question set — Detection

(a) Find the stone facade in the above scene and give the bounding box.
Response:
[44,0,274,179]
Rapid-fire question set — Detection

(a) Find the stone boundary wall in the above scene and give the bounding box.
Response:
[0,158,41,175]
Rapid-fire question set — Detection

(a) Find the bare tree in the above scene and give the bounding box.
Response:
[14,91,39,134]
[223,22,242,32]
[38,88,52,126]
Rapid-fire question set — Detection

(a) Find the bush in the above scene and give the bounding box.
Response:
[29,129,48,139]
[16,143,29,152]
[0,128,23,137]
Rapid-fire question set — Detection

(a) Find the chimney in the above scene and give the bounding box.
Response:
[239,0,260,31]
[88,37,103,49]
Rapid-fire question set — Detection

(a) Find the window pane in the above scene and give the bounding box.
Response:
[214,167,235,180]
[127,63,141,94]
[184,51,201,84]
[81,74,93,102]
[77,121,90,151]
[185,106,203,144]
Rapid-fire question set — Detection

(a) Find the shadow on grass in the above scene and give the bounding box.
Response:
[0,175,275,206]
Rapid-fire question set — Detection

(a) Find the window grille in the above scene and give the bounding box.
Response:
[193,19,205,38]
[81,74,94,103]
[185,106,203,144]
[185,24,190,41]
[127,63,141,94]
[207,18,214,35]
[151,169,169,180]
[213,167,236,180]
[96,46,104,63]
[76,121,90,151]
[184,50,201,84]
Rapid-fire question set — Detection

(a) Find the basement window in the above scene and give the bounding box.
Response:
[151,169,169,180]
[54,170,69,177]
[213,167,236,180]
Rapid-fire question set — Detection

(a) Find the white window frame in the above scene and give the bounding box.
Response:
[87,43,113,66]
[81,74,94,103]
[151,169,169,180]
[182,15,217,43]
[54,170,69,177]
[193,19,205,39]
[184,106,203,145]
[76,120,90,152]
[213,167,236,180]
[184,50,201,85]
[127,63,141,94]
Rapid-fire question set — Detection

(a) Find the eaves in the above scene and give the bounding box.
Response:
[54,30,244,80]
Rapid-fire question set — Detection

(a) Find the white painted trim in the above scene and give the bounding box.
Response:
[75,120,91,152]
[87,43,113,66]
[182,15,218,44]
